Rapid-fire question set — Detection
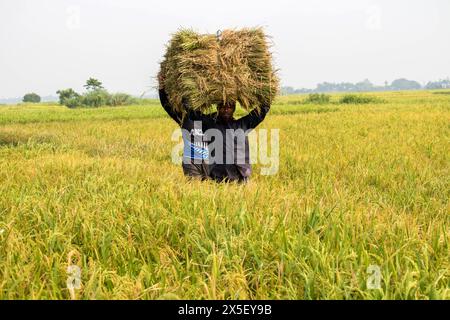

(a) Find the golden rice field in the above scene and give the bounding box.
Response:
[0,90,448,299]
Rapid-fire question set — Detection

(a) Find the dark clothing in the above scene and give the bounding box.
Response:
[159,89,217,180]
[159,89,270,182]
[182,162,210,180]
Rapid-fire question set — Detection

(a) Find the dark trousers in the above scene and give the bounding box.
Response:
[182,161,249,183]
[182,162,209,180]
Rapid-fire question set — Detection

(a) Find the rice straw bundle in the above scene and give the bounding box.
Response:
[158,27,279,113]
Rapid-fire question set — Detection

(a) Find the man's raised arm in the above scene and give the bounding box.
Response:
[159,88,183,125]
[237,102,271,131]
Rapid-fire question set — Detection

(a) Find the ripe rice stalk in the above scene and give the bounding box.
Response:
[158,27,279,114]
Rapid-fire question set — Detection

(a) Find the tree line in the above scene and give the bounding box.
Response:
[21,78,136,108]
[281,78,450,95]
[19,77,450,104]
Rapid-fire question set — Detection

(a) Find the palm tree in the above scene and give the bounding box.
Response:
[84,78,104,91]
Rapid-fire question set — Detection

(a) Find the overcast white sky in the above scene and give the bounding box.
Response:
[1,0,449,98]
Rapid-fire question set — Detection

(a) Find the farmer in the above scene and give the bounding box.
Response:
[207,100,271,183]
[159,75,271,183]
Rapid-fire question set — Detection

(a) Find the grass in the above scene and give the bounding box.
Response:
[0,90,449,299]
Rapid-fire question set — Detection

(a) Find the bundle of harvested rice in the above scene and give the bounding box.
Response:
[158,27,279,114]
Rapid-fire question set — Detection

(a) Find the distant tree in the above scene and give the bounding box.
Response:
[316,81,367,92]
[355,79,374,92]
[282,77,430,95]
[56,88,80,105]
[316,82,337,92]
[82,89,111,107]
[281,86,295,95]
[425,78,450,90]
[64,97,83,109]
[108,93,136,106]
[390,78,422,90]
[294,88,313,94]
[83,78,104,91]
[23,93,41,103]
[339,82,357,91]
[57,81,137,108]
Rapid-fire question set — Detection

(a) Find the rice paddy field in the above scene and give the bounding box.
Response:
[0,90,448,300]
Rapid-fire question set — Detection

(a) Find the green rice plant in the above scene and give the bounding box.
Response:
[305,93,331,104]
[339,94,381,104]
